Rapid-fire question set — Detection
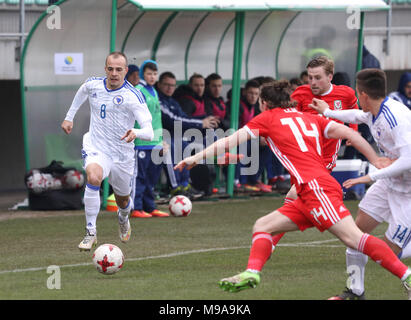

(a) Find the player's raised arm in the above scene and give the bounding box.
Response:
[174,127,251,172]
[130,121,154,142]
[308,98,329,114]
[309,98,367,125]
[129,87,154,142]
[61,82,89,134]
[326,121,379,166]
[120,121,154,143]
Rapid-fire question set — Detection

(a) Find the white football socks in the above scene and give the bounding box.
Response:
[118,198,132,223]
[84,184,100,235]
[346,247,368,296]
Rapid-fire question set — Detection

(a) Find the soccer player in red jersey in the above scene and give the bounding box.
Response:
[291,56,359,171]
[174,80,411,298]
[274,56,360,248]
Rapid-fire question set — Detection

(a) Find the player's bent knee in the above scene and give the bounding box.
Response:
[86,174,102,187]
[85,164,103,185]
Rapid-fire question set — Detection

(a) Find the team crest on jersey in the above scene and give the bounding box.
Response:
[113,95,124,105]
[138,151,146,159]
[334,100,342,110]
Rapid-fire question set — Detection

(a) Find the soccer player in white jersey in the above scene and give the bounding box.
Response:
[61,52,153,251]
[310,68,411,300]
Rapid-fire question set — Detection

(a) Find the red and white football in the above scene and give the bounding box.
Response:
[92,244,124,275]
[168,195,192,217]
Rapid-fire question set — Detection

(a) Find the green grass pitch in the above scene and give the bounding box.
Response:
[0,196,408,300]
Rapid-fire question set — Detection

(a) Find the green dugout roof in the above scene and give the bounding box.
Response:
[128,0,389,11]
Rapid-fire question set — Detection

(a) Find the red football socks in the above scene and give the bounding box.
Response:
[247,232,273,272]
[272,233,285,248]
[358,233,408,279]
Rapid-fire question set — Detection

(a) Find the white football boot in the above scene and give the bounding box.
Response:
[78,229,97,251]
[403,274,411,300]
[118,211,131,243]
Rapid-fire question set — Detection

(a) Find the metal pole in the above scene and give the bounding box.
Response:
[226,12,245,197]
[356,12,365,73]
[385,0,392,55]
[110,0,118,52]
[102,0,118,209]
[19,0,25,57]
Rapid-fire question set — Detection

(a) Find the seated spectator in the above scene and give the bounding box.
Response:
[300,70,309,84]
[249,76,282,192]
[226,80,268,192]
[389,71,411,110]
[205,73,230,130]
[173,73,213,118]
[126,64,140,86]
[238,80,260,128]
[289,77,303,92]
[157,71,219,199]
[332,71,351,87]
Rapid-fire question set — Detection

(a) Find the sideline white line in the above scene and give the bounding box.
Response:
[0,238,345,275]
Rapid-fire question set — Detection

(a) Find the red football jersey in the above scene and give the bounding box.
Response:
[245,107,334,186]
[291,84,358,170]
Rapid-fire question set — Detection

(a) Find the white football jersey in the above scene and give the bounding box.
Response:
[353,98,411,193]
[65,77,152,162]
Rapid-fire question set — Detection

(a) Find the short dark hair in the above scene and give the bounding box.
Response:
[306,56,334,76]
[245,79,260,90]
[159,71,176,82]
[260,80,294,109]
[189,73,204,85]
[356,68,387,99]
[205,73,222,86]
[105,51,128,67]
[143,62,158,72]
[289,77,303,86]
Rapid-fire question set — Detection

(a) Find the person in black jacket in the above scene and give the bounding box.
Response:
[173,73,213,118]
[205,73,230,130]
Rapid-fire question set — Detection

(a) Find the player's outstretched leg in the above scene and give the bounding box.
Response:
[118,214,131,243]
[117,197,132,243]
[329,247,368,300]
[331,216,411,299]
[80,183,100,251]
[328,288,366,300]
[219,271,260,293]
[403,274,411,300]
[78,228,97,251]
[219,231,272,293]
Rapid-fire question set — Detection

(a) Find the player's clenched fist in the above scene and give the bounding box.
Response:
[121,129,137,143]
[61,120,73,134]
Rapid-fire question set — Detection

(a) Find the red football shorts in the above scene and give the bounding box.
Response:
[279,175,351,232]
[289,166,333,188]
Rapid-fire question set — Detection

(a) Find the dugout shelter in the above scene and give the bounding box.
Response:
[20,0,389,203]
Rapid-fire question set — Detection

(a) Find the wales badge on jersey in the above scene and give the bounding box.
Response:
[113,95,124,105]
[334,100,342,110]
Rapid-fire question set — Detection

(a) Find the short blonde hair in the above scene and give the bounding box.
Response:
[306,56,334,76]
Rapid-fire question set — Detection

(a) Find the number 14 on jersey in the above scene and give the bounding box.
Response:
[280,117,321,155]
